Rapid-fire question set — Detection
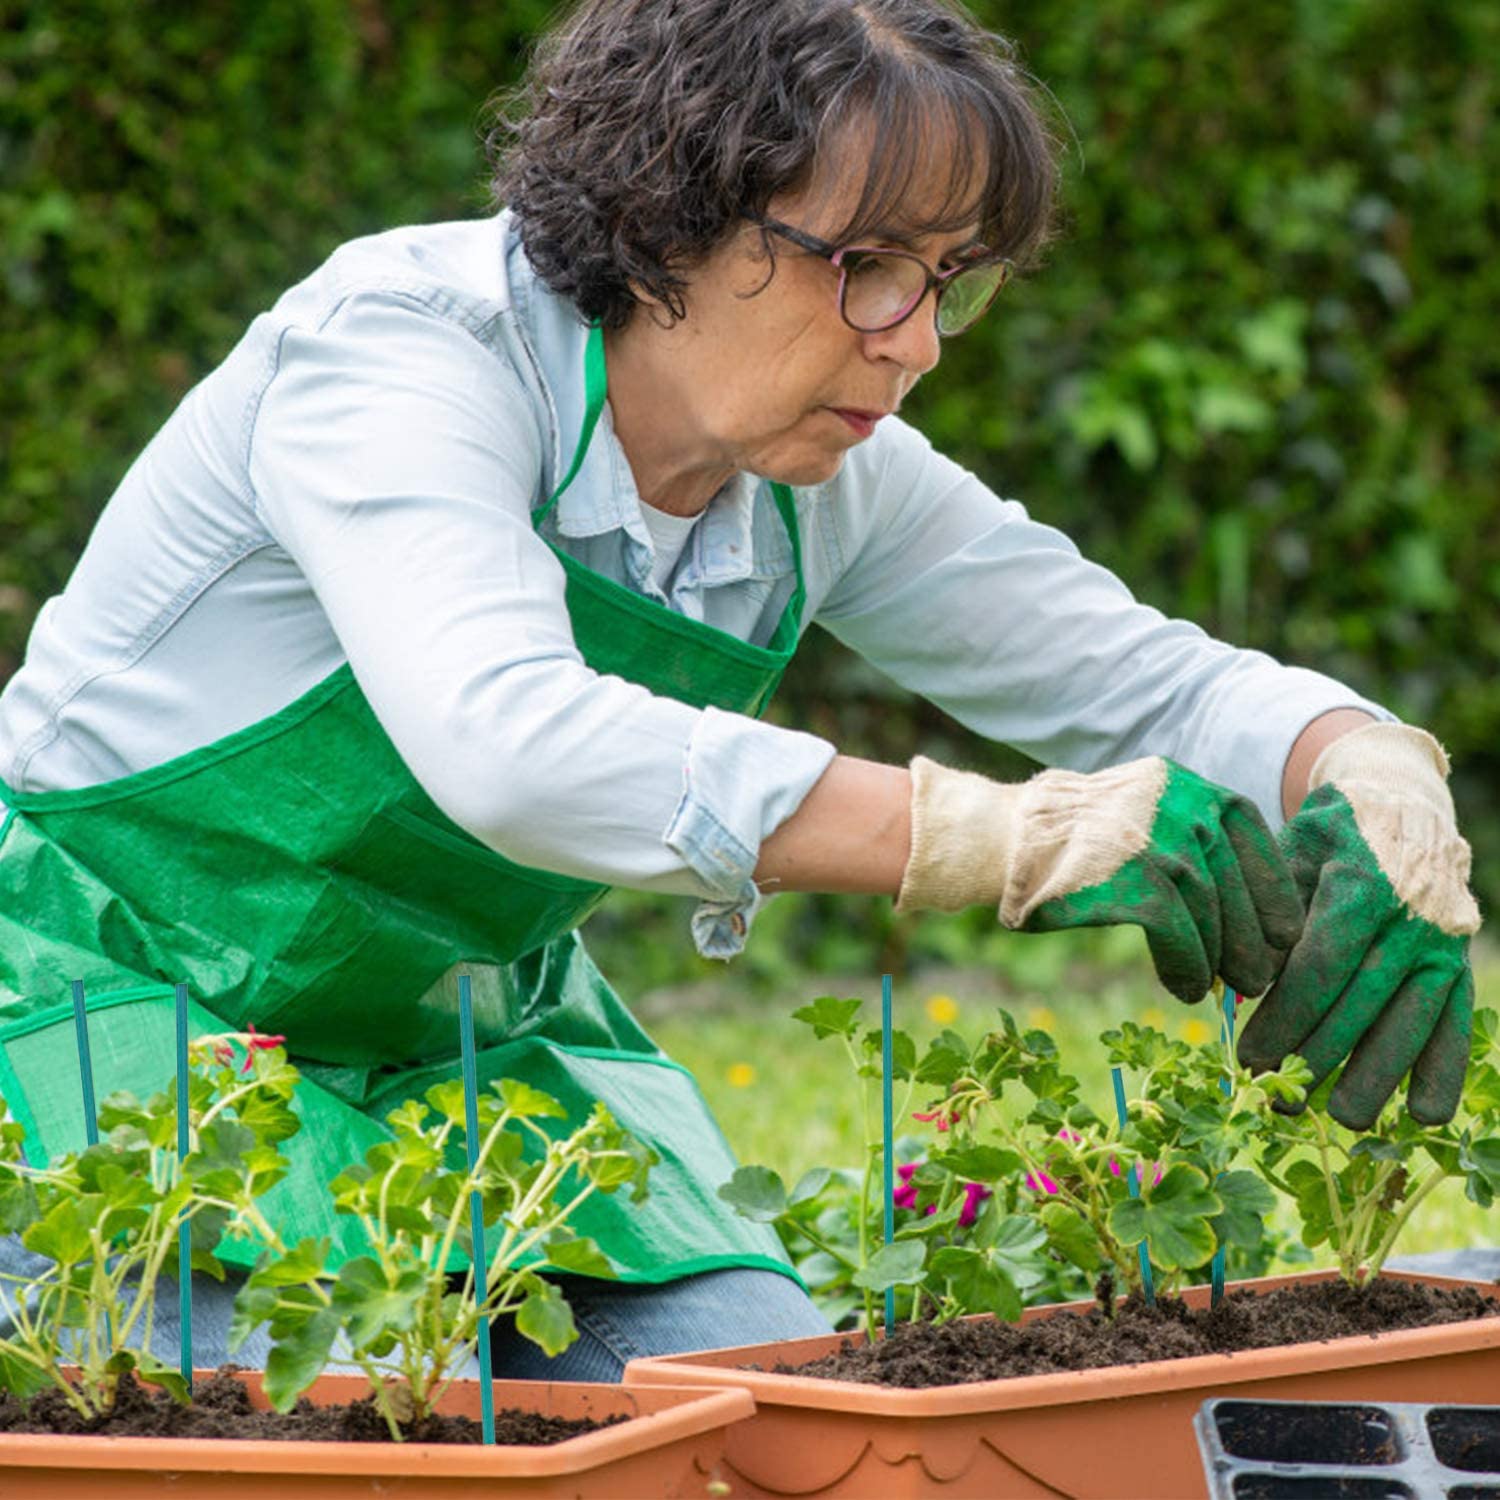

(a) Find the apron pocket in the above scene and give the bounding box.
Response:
[255,807,608,1065]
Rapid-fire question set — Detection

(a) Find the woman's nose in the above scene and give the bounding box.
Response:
[861,303,942,376]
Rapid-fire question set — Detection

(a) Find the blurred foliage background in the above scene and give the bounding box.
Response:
[3,0,1497,993]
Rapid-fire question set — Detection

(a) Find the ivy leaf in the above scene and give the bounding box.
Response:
[515,1278,578,1356]
[497,1080,567,1119]
[423,1081,468,1126]
[927,1245,1022,1320]
[852,1239,927,1292]
[228,1283,280,1353]
[1039,1200,1102,1273]
[1210,1169,1277,1248]
[790,996,862,1040]
[717,1165,787,1222]
[1107,1163,1220,1269]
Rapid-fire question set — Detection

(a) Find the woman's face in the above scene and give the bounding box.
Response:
[610,134,985,502]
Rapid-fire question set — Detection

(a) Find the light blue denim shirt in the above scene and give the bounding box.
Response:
[0,212,1388,955]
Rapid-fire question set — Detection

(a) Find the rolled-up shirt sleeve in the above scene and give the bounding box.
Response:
[248,292,834,946]
[817,421,1391,829]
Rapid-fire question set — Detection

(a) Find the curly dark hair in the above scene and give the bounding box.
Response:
[486,0,1059,330]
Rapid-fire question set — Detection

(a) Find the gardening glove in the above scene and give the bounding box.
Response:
[896,755,1304,1004]
[1236,723,1481,1130]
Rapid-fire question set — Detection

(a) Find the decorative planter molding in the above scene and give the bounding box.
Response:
[623,1270,1500,1499]
[0,1371,754,1498]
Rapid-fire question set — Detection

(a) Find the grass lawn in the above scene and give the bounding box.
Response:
[642,925,1500,1273]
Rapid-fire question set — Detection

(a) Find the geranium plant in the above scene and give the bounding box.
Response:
[725,988,1495,1335]
[0,1031,300,1419]
[231,1078,655,1437]
[1255,1005,1500,1286]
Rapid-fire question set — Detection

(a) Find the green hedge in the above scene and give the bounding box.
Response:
[4,1,1497,948]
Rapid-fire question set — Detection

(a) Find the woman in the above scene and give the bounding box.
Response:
[0,0,1478,1377]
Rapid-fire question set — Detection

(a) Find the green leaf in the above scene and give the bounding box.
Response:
[790,996,862,1040]
[515,1279,578,1357]
[788,1167,832,1207]
[1210,1170,1278,1248]
[852,1239,927,1292]
[541,1232,615,1279]
[332,1257,428,1351]
[1106,1163,1220,1270]
[0,1172,39,1235]
[423,1081,467,1126]
[927,1245,1022,1320]
[133,1351,190,1405]
[0,1348,52,1400]
[717,1165,787,1222]
[1461,1136,1500,1206]
[22,1198,96,1265]
[497,1079,568,1119]
[930,1145,1022,1183]
[247,1237,330,1289]
[263,1306,341,1413]
[915,1030,970,1087]
[1039,1200,1102,1273]
[228,1283,280,1352]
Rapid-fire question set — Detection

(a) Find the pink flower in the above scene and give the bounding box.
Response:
[958,1181,992,1228]
[912,1108,958,1132]
[892,1160,991,1227]
[1025,1169,1060,1195]
[239,1024,286,1073]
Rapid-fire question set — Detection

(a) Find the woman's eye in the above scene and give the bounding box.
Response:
[842,252,884,278]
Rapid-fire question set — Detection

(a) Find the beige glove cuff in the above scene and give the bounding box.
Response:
[896,755,1166,925]
[1309,723,1480,936]
[895,757,1018,914]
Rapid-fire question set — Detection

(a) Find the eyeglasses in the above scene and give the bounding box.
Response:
[750,214,1012,336]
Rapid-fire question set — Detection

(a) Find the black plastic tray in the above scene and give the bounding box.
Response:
[1195,1397,1500,1499]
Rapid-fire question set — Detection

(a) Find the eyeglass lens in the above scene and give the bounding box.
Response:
[840,251,1008,335]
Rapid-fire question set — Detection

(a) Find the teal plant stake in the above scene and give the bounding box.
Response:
[881,972,895,1337]
[1210,986,1238,1307]
[1110,1065,1155,1306]
[457,974,495,1444]
[69,979,111,1347]
[69,979,100,1147]
[175,982,193,1391]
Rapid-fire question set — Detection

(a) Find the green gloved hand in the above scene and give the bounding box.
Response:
[1236,723,1481,1129]
[897,755,1304,1004]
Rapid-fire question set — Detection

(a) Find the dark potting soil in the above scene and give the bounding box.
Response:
[774,1276,1500,1389]
[0,1367,625,1445]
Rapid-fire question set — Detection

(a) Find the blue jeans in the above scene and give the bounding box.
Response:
[0,1235,829,1382]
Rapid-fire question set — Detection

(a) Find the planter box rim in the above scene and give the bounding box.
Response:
[0,1375,754,1478]
[624,1268,1500,1417]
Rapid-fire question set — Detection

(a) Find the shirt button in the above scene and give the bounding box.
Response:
[730,913,747,937]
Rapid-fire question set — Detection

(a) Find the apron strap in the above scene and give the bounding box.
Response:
[531,324,805,638]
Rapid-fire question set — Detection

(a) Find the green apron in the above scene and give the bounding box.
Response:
[0,326,805,1285]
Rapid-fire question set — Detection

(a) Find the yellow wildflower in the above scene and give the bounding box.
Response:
[1141,1006,1168,1030]
[1181,1017,1212,1046]
[925,993,959,1024]
[726,1062,757,1089]
[1026,1006,1056,1030]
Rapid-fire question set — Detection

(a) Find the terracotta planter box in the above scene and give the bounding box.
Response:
[0,1371,754,1498]
[623,1270,1500,1499]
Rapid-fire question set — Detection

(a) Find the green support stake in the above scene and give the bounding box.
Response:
[176,982,193,1393]
[1111,1065,1155,1307]
[881,972,895,1338]
[1210,986,1238,1307]
[69,980,100,1147]
[458,975,496,1445]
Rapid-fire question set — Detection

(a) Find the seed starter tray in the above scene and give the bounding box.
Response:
[1195,1396,1500,1499]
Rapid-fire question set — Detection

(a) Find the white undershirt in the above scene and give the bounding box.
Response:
[638,502,701,590]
